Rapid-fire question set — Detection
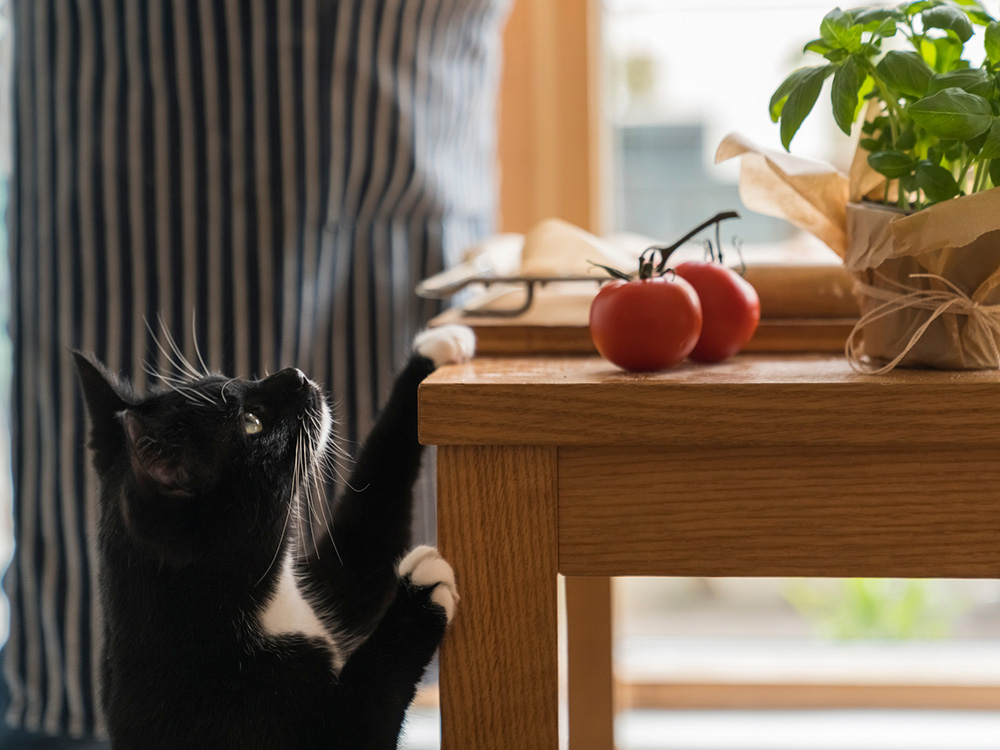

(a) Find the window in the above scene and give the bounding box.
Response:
[496,1,1000,746]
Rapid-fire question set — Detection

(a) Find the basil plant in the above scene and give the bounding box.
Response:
[770,1,1000,210]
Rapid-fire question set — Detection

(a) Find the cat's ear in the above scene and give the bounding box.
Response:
[120,411,193,498]
[73,351,132,438]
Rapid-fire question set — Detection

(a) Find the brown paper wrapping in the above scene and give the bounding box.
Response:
[715,133,849,257]
[846,200,1000,370]
[716,133,1000,371]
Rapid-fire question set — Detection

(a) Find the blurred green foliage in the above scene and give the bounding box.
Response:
[783,578,969,640]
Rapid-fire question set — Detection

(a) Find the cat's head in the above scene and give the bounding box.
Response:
[73,353,334,570]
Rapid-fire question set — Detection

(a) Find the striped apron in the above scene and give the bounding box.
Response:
[2,0,506,738]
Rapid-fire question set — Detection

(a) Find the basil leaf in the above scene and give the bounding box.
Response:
[896,128,918,149]
[966,11,996,26]
[872,17,900,37]
[978,119,1000,159]
[915,160,961,201]
[922,5,974,41]
[990,157,1000,188]
[821,8,863,52]
[916,35,937,68]
[901,1,944,17]
[849,7,905,27]
[943,0,993,25]
[967,127,989,154]
[928,68,995,97]
[832,56,869,134]
[933,36,965,73]
[945,139,966,160]
[770,67,821,122]
[876,50,934,97]
[906,86,995,139]
[985,21,1000,66]
[778,66,835,149]
[803,38,835,56]
[868,150,918,178]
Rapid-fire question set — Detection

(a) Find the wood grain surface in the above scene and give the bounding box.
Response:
[419,355,1000,448]
[436,445,559,749]
[619,681,1000,710]
[558,444,1000,578]
[422,355,1000,749]
[432,304,857,356]
[565,577,615,750]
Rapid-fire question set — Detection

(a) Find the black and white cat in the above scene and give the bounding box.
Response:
[73,325,474,750]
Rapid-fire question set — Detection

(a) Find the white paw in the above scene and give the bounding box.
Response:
[398,545,459,623]
[413,325,475,368]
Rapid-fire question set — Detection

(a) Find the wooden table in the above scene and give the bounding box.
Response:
[418,354,1000,749]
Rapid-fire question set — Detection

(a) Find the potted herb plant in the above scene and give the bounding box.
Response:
[768,1,1000,371]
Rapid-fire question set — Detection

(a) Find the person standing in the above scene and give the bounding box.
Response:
[0,0,508,745]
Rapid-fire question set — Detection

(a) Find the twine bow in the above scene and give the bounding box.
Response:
[846,272,1000,374]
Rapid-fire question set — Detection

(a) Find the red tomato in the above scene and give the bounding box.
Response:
[589,275,703,372]
[674,262,760,363]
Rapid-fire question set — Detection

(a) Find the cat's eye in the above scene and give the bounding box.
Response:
[243,413,263,435]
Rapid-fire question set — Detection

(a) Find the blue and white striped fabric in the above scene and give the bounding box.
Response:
[3,0,507,738]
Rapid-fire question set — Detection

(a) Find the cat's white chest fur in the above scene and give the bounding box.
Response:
[260,554,342,667]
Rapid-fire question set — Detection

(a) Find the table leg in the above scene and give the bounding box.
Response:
[566,576,616,750]
[436,445,559,750]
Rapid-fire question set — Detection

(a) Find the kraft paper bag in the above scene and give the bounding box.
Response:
[845,199,1000,371]
[716,132,1000,371]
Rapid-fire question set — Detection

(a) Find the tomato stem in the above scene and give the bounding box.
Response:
[648,210,740,273]
[732,238,747,277]
[590,210,740,282]
[589,262,633,282]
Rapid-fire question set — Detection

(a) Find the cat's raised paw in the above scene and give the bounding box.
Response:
[413,325,475,368]
[398,545,459,623]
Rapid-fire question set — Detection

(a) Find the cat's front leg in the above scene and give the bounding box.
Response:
[395,544,459,627]
[333,546,458,750]
[304,325,473,641]
[411,324,476,373]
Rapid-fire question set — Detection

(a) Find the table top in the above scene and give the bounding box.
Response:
[418,354,1000,448]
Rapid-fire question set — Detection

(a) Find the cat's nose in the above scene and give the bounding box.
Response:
[267,367,310,391]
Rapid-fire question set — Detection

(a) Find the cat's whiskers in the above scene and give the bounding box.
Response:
[253,480,295,589]
[141,366,197,393]
[304,406,354,484]
[220,379,238,405]
[143,316,202,383]
[135,435,158,450]
[298,431,320,558]
[306,436,329,559]
[255,431,311,589]
[141,363,216,407]
[290,410,348,566]
[306,431,335,556]
[190,309,211,376]
[296,428,323,560]
[315,455,354,488]
[156,312,207,380]
[320,396,355,464]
